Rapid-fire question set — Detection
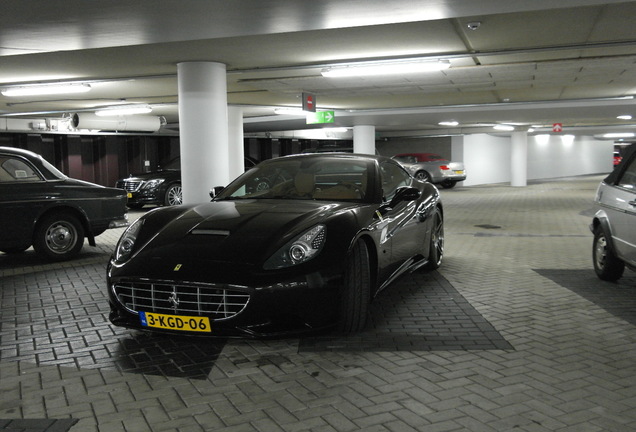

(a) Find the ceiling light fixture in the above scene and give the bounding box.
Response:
[493,124,515,131]
[321,59,450,78]
[438,121,459,126]
[617,115,633,120]
[1,83,91,96]
[603,132,635,139]
[95,104,152,116]
[274,108,304,116]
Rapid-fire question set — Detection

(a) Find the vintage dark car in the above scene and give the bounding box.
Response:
[107,153,444,337]
[0,146,128,261]
[116,156,258,209]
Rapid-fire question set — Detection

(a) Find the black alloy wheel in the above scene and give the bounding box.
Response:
[338,239,371,333]
[423,207,444,271]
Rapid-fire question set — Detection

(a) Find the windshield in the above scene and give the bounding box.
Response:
[216,157,373,202]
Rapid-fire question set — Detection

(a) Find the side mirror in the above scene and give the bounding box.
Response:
[209,186,225,200]
[390,186,420,206]
[375,186,420,218]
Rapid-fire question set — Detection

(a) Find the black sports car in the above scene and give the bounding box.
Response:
[107,153,444,337]
[116,156,258,209]
[0,146,128,261]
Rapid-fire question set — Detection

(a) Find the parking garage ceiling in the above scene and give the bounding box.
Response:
[1,0,636,138]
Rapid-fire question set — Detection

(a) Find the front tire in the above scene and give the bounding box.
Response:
[415,171,431,182]
[33,213,84,261]
[338,239,371,333]
[423,207,444,270]
[593,226,625,281]
[164,183,183,206]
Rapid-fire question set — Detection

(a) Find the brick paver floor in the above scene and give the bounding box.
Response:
[2,174,636,431]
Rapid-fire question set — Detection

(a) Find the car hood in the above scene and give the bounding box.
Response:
[132,199,360,267]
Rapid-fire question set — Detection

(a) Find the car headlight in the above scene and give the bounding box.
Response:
[264,225,326,269]
[142,179,165,190]
[114,218,144,263]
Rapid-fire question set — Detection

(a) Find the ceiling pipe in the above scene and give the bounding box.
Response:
[71,113,162,132]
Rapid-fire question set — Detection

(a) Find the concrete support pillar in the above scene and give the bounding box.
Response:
[353,125,375,155]
[451,135,466,187]
[177,62,229,204]
[228,106,244,182]
[511,131,528,187]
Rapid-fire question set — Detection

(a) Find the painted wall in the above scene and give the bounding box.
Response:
[454,134,511,186]
[459,134,614,186]
[377,133,615,186]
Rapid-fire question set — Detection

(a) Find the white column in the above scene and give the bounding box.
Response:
[228,106,244,182]
[177,62,229,204]
[511,131,528,187]
[451,135,466,187]
[353,125,376,154]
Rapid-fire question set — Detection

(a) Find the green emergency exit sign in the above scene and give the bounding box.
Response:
[306,111,334,124]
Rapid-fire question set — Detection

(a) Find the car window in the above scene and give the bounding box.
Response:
[380,161,411,202]
[220,157,371,202]
[0,156,42,182]
[617,155,636,190]
[394,155,417,164]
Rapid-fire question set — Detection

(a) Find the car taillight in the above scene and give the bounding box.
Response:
[439,165,450,170]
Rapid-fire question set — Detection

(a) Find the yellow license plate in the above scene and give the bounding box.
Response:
[139,311,211,332]
[454,170,464,175]
[127,192,133,198]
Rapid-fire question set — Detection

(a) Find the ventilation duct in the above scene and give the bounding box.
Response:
[71,113,162,132]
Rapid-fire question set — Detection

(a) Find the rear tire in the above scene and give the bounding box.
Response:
[337,239,371,333]
[423,207,444,270]
[440,180,457,189]
[593,226,624,281]
[33,213,84,261]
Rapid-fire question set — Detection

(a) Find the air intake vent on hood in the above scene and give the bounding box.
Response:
[190,229,230,236]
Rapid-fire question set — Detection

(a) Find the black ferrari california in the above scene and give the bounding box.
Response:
[107,153,444,337]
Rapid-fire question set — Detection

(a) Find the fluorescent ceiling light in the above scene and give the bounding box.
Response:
[321,59,450,77]
[95,104,152,116]
[493,124,515,131]
[617,115,633,120]
[603,132,635,138]
[274,108,304,116]
[438,121,458,126]
[1,83,91,96]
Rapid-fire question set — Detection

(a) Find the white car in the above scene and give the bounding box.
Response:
[591,143,636,281]
[392,153,466,189]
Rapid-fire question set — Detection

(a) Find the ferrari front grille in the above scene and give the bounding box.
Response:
[113,280,250,321]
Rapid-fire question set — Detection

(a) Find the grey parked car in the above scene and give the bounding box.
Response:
[591,143,636,281]
[392,153,466,189]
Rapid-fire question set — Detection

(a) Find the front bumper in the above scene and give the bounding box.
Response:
[125,190,162,206]
[107,269,342,338]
